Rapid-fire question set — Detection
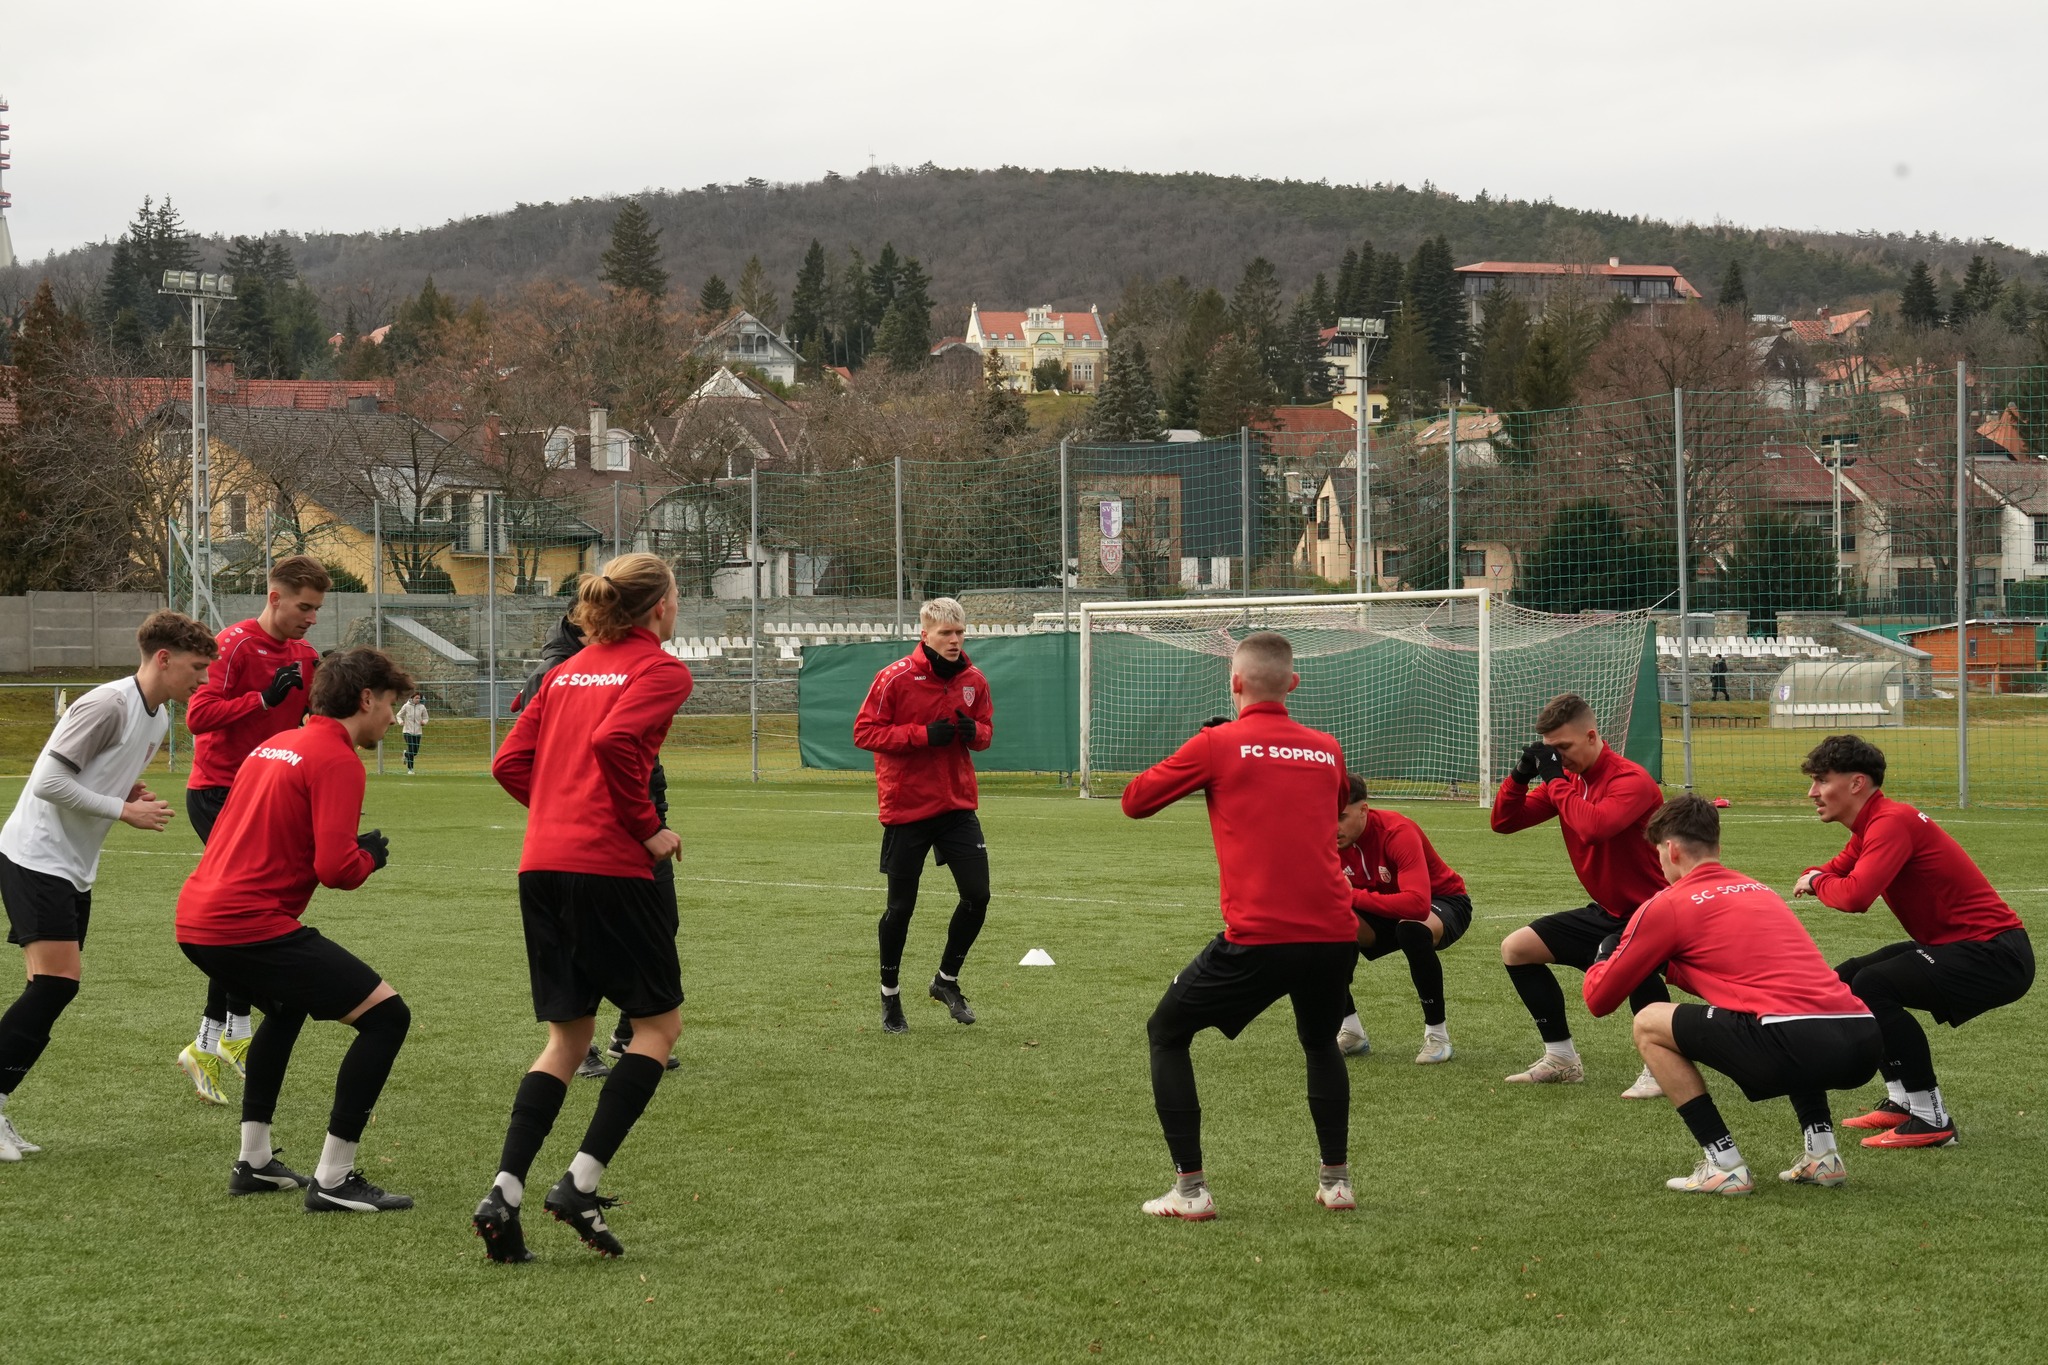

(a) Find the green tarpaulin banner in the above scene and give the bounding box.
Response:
[797,636,1079,772]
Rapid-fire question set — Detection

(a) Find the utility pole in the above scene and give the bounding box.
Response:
[158,270,236,618]
[1334,317,1385,591]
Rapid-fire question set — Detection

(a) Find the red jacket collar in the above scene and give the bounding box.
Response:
[1236,700,1290,718]
[902,643,974,676]
[1849,789,1890,836]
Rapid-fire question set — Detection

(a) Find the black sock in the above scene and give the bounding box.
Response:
[878,886,916,992]
[1505,962,1572,1043]
[242,1008,307,1125]
[1676,1093,1733,1151]
[1789,1089,1834,1135]
[612,1015,633,1048]
[1396,921,1445,1026]
[0,975,79,1095]
[498,1070,569,1185]
[577,1053,665,1166]
[328,996,410,1143]
[939,898,988,978]
[203,976,229,1026]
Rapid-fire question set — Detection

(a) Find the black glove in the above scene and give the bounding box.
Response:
[1534,746,1566,785]
[261,662,304,709]
[926,717,958,747]
[1201,716,1232,730]
[954,708,978,746]
[1511,741,1544,785]
[356,828,389,871]
[1593,931,1621,964]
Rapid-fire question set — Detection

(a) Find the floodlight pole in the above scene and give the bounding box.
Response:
[1335,318,1383,592]
[158,271,237,618]
[1445,396,1459,590]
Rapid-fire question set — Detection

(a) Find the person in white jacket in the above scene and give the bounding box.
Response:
[397,693,429,774]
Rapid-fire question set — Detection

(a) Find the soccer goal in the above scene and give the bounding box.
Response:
[1077,591,1654,803]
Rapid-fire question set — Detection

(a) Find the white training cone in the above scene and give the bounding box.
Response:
[1018,948,1055,967]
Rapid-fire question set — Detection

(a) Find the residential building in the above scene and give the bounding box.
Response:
[699,310,803,387]
[1455,259,1701,326]
[1318,328,1391,424]
[1291,469,1516,593]
[963,304,1108,392]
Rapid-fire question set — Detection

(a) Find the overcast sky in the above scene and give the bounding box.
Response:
[8,0,2045,260]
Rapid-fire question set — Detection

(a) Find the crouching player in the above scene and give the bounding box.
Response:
[174,647,415,1212]
[1794,735,2033,1148]
[1586,795,1880,1195]
[1334,776,1471,1065]
[1121,632,1359,1220]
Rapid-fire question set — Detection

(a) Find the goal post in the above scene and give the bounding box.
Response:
[1077,591,1651,804]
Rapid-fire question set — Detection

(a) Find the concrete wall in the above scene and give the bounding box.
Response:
[0,592,166,671]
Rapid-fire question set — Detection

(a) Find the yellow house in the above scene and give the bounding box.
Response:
[1292,467,1517,592]
[155,403,598,597]
[964,304,1109,392]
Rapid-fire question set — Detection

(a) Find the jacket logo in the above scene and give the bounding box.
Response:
[252,746,302,766]
[962,685,976,705]
[553,672,630,688]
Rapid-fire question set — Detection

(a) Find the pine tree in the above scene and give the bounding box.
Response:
[1999,280,2033,335]
[867,243,903,331]
[1163,361,1202,430]
[1307,273,1335,329]
[1089,337,1164,441]
[1381,306,1437,419]
[698,274,734,317]
[832,248,874,366]
[1469,288,1532,411]
[599,200,668,299]
[976,351,1028,446]
[1515,320,1579,412]
[1368,252,1405,324]
[1333,250,1359,322]
[1716,259,1748,314]
[787,240,831,360]
[1900,261,1943,329]
[1405,235,1467,390]
[736,255,780,327]
[1196,337,1271,435]
[1229,257,1287,398]
[1951,255,2004,326]
[875,291,931,371]
[1288,298,1335,402]
[384,276,460,366]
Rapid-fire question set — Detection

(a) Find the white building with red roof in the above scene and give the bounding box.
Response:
[963,303,1108,392]
[1454,258,1701,325]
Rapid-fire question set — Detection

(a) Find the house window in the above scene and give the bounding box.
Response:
[1841,530,1857,553]
[597,435,632,472]
[222,494,247,538]
[544,430,574,469]
[1461,549,1487,580]
[2035,516,2048,565]
[1153,496,1172,538]
[419,493,453,523]
[1073,362,1094,385]
[1381,550,1404,577]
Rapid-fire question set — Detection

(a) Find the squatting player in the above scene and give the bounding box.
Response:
[1121,632,1359,1220]
[0,612,215,1161]
[1334,775,1472,1065]
[1793,735,2033,1148]
[1587,796,1881,1195]
[1492,692,1670,1097]
[474,554,693,1261]
[175,647,416,1213]
[178,554,328,1104]
[852,597,994,1033]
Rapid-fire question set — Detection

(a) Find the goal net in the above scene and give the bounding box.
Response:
[1078,591,1654,801]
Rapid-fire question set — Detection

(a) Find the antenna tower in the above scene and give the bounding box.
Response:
[0,95,14,269]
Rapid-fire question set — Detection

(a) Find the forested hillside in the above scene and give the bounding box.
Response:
[22,166,2047,329]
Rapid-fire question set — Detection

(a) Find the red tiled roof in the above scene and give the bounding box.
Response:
[1784,309,1873,344]
[929,336,966,353]
[1978,403,2029,458]
[972,308,1105,342]
[0,396,16,427]
[1457,261,1702,299]
[1256,405,1356,436]
[117,373,396,415]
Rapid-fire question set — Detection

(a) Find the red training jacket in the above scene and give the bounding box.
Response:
[1340,808,1468,920]
[1120,701,1355,945]
[493,627,693,879]
[175,716,376,946]
[1805,791,2022,945]
[185,617,321,791]
[852,645,993,826]
[1585,861,1870,1020]
[1491,744,1664,918]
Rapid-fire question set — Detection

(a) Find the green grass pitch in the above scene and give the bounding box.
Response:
[0,771,2043,1364]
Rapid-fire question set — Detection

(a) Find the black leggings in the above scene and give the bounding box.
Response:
[879,843,990,989]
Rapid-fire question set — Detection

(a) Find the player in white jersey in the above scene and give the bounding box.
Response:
[0,612,217,1160]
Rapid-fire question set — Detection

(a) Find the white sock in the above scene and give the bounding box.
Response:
[1545,1038,1580,1062]
[1424,1022,1449,1042]
[239,1121,273,1166]
[1341,1012,1365,1037]
[493,1171,524,1208]
[224,1013,253,1043]
[1904,1087,1947,1126]
[938,971,958,983]
[1803,1124,1838,1157]
[314,1134,359,1189]
[1704,1137,1745,1170]
[195,1017,222,1053]
[1885,1078,1909,1106]
[879,985,900,997]
[568,1151,605,1195]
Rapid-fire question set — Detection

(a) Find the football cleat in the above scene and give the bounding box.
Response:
[0,1112,41,1155]
[576,1048,612,1081]
[1314,1178,1357,1211]
[1336,1025,1372,1057]
[304,1170,415,1212]
[1778,1151,1847,1187]
[929,975,976,1025]
[880,991,908,1034]
[1621,1065,1665,1100]
[472,1185,536,1263]
[1841,1100,1911,1130]
[544,1173,625,1256]
[1861,1116,1958,1148]
[229,1152,309,1196]
[1141,1183,1216,1221]
[1505,1052,1584,1085]
[178,1044,230,1105]
[0,1131,19,1163]
[1414,1036,1454,1065]
[215,1035,252,1080]
[1665,1158,1754,1195]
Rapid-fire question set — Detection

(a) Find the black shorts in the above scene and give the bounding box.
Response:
[1671,1004,1882,1103]
[879,809,986,878]
[186,785,231,845]
[1,853,91,947]
[519,870,683,1023]
[179,927,383,1021]
[1529,903,1631,971]
[1836,930,2035,1028]
[1150,934,1357,1042]
[1358,893,1473,959]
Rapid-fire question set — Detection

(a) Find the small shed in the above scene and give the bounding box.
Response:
[1769,660,1905,728]
[1899,619,2047,694]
